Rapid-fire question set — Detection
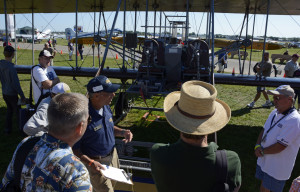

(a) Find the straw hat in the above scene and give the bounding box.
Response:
[164,80,231,135]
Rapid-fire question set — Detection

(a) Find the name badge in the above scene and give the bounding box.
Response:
[94,125,102,131]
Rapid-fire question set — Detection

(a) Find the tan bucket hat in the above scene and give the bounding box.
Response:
[164,80,231,135]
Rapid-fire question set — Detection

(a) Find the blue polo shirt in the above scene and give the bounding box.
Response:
[73,103,115,157]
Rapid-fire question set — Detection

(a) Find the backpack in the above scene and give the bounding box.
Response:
[0,137,40,192]
[293,68,300,78]
[213,150,230,192]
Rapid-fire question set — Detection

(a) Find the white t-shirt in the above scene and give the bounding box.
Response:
[257,108,300,180]
[31,65,57,104]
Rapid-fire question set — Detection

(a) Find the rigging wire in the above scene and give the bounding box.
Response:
[223,14,236,36]
[258,15,266,36]
[268,19,285,38]
[215,15,226,35]
[274,0,300,30]
[196,12,205,37]
[38,13,58,32]
[249,7,257,75]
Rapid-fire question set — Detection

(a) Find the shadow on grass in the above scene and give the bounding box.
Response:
[232,106,273,117]
[231,107,252,117]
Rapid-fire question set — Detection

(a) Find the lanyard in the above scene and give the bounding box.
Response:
[261,108,295,143]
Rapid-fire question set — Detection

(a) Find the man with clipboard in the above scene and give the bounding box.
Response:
[255,85,300,192]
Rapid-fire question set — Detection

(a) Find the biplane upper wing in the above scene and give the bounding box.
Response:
[0,0,300,15]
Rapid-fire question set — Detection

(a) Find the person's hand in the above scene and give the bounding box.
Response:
[21,97,26,104]
[90,160,106,173]
[255,147,264,157]
[18,97,27,105]
[122,129,133,143]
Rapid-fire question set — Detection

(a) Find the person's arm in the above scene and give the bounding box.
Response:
[262,142,286,154]
[11,66,25,99]
[23,102,49,136]
[254,130,264,157]
[114,126,133,143]
[52,48,56,57]
[41,77,60,89]
[73,148,105,171]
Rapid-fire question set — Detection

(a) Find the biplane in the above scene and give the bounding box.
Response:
[2,0,300,191]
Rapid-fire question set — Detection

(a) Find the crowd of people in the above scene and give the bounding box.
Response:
[0,43,299,192]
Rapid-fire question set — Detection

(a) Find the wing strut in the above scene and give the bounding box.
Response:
[241,8,250,74]
[209,0,215,85]
[96,0,122,77]
[3,0,8,46]
[259,0,271,79]
[237,12,247,74]
[122,0,126,70]
[248,5,257,75]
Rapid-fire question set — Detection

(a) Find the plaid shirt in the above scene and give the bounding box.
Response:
[0,134,92,191]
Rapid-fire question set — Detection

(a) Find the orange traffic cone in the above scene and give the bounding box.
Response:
[60,50,63,54]
[232,67,235,76]
[17,45,20,50]
[116,54,118,60]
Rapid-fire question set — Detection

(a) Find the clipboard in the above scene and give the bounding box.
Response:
[100,165,133,185]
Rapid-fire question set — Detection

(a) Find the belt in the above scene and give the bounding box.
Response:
[90,148,114,160]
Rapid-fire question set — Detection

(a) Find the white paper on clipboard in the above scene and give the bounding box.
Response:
[100,165,133,185]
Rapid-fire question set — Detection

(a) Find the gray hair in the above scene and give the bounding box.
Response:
[48,93,89,137]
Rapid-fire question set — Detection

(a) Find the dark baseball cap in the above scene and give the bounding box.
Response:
[87,75,120,93]
[4,45,15,53]
[292,54,299,58]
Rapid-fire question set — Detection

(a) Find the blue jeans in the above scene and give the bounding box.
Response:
[255,165,286,192]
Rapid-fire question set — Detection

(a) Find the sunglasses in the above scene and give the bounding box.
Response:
[273,95,288,101]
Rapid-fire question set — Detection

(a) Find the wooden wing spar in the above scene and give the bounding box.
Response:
[1,0,300,15]
[214,39,284,50]
[73,36,283,50]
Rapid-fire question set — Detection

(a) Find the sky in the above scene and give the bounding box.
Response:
[1,12,300,38]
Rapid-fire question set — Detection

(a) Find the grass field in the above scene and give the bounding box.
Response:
[0,45,299,192]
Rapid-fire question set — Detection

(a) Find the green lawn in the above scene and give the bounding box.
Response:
[0,46,299,192]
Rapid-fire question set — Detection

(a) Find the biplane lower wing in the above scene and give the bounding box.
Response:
[15,65,300,88]
[214,39,283,50]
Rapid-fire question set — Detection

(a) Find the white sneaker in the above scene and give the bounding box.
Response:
[262,100,273,107]
[247,102,255,108]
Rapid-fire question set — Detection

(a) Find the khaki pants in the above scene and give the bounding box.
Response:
[85,148,120,192]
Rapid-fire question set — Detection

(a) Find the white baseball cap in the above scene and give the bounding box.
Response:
[51,83,71,94]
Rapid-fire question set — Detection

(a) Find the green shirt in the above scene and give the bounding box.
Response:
[150,140,241,192]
